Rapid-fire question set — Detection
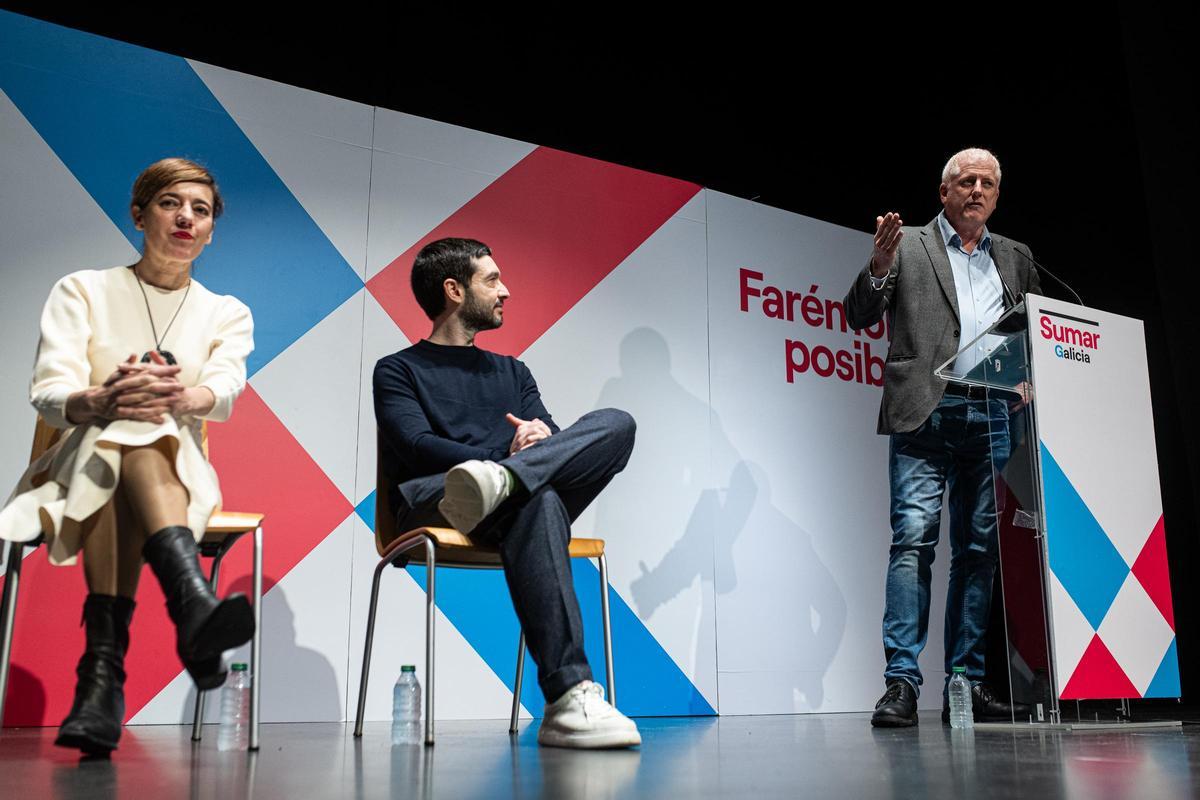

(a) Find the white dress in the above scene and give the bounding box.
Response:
[0,266,253,565]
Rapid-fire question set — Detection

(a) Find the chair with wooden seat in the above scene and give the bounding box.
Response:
[0,417,264,750]
[352,436,617,746]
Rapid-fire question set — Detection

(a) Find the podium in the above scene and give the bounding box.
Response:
[935,294,1180,727]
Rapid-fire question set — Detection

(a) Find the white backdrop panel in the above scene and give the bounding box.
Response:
[706,191,951,713]
[522,194,716,707]
[191,61,374,278]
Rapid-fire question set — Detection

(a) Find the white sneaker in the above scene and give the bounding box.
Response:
[537,681,641,749]
[438,460,512,534]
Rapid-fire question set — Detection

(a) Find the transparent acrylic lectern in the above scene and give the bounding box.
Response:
[935,301,1057,726]
[936,299,1182,731]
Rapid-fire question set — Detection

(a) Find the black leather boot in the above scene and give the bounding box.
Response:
[55,594,135,756]
[141,526,254,690]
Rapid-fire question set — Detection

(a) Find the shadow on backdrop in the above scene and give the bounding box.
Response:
[177,575,341,724]
[718,461,847,710]
[1,663,45,727]
[594,326,846,710]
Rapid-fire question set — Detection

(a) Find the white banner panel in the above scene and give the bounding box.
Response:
[1027,295,1179,699]
[706,192,951,713]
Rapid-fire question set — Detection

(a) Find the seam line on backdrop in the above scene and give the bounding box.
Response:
[187,59,377,152]
[367,139,534,176]
[341,104,377,721]
[703,190,722,713]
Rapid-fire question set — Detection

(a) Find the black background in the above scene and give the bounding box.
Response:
[4,5,1197,705]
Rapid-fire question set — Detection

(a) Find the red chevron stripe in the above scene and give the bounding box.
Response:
[1060,634,1139,700]
[367,146,700,356]
[1131,515,1174,631]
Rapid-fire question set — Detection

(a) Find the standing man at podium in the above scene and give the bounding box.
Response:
[845,148,1039,727]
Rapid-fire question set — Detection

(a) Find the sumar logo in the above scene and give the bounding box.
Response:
[1039,311,1100,365]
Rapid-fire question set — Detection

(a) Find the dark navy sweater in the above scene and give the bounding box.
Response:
[373,340,559,490]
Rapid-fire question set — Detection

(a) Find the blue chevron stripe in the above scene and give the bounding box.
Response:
[1144,638,1180,698]
[0,11,363,377]
[355,490,714,716]
[1039,443,1129,631]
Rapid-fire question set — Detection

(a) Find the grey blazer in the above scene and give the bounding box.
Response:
[844,217,1042,435]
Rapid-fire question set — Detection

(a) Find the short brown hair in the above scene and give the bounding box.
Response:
[130,157,224,220]
[411,237,492,320]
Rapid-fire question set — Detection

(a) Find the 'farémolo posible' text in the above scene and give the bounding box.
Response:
[739,268,891,386]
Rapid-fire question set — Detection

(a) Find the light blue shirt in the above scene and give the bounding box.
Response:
[938,212,1005,374]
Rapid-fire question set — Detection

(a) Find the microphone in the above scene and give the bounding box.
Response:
[1009,247,1084,306]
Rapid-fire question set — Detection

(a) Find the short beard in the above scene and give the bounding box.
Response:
[460,287,502,333]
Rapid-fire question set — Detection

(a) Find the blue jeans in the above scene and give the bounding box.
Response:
[882,395,1010,693]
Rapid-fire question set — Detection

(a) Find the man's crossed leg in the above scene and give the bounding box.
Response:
[392,408,640,748]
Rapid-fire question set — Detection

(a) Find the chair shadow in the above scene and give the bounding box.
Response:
[178,575,343,724]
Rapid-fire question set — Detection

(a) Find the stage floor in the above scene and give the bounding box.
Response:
[2,713,1198,799]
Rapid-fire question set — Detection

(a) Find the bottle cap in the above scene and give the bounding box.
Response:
[231,663,249,672]
[401,665,416,673]
[952,666,966,673]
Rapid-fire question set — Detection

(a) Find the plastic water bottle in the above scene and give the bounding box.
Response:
[948,667,974,730]
[392,665,422,745]
[217,663,251,750]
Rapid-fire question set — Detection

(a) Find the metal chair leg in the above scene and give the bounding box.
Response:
[354,552,392,736]
[0,542,26,729]
[599,554,616,708]
[192,551,226,741]
[509,631,526,734]
[249,525,263,751]
[354,538,421,737]
[424,538,436,747]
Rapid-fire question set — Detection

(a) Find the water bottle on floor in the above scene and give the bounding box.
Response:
[217,663,251,751]
[948,667,974,730]
[392,665,422,745]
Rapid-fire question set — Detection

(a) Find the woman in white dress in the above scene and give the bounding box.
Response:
[0,158,256,755]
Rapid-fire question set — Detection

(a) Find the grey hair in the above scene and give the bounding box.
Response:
[941,148,1001,184]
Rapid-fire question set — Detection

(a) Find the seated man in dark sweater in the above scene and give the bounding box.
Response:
[373,237,640,749]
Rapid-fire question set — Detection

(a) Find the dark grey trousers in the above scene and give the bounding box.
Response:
[393,408,636,703]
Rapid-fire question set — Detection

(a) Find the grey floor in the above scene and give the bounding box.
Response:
[2,714,1199,799]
